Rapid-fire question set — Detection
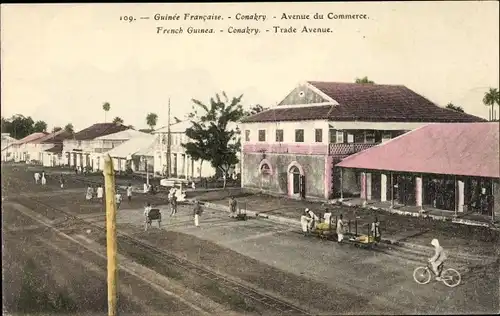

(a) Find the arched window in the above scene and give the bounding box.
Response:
[290,166,300,174]
[261,163,271,175]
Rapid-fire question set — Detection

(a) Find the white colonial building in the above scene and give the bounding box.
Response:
[62,123,145,171]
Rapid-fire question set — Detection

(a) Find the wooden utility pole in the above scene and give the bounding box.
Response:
[166,98,172,177]
[103,154,118,316]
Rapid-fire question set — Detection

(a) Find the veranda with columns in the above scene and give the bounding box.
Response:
[337,168,497,222]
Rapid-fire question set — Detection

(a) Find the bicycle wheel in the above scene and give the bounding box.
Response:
[441,268,461,288]
[413,266,431,284]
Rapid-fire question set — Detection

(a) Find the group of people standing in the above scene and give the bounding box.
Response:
[34,171,47,186]
[86,183,134,209]
[301,208,381,243]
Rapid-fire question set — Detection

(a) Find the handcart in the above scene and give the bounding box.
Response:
[235,207,248,221]
[341,219,378,249]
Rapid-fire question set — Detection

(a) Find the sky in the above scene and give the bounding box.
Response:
[1,2,499,131]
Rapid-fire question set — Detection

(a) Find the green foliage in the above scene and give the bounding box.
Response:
[1,115,35,139]
[355,76,375,84]
[483,88,500,121]
[33,120,48,132]
[102,102,110,112]
[146,113,158,130]
[112,116,124,124]
[445,103,465,113]
[183,92,245,179]
[52,126,62,133]
[64,123,74,134]
[245,104,267,116]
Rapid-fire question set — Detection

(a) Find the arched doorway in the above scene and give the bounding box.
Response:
[287,162,305,198]
[259,159,273,189]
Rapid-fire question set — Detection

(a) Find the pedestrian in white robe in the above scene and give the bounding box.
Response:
[34,172,40,184]
[96,185,104,200]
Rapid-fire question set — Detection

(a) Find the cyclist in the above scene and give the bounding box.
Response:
[428,238,447,280]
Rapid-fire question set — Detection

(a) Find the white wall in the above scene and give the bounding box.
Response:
[241,120,329,144]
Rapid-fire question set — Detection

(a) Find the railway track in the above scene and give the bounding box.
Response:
[13,195,313,316]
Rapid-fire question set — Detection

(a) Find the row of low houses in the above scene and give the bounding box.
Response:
[1,121,218,179]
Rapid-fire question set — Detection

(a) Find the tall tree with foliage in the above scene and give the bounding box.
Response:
[52,126,62,133]
[112,116,124,124]
[355,76,375,84]
[102,102,111,123]
[183,92,245,188]
[4,115,35,139]
[33,120,48,133]
[483,88,500,121]
[64,123,74,134]
[445,103,465,113]
[146,113,158,131]
[246,104,267,116]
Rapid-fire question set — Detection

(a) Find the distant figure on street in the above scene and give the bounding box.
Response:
[371,216,381,242]
[193,200,203,227]
[127,183,133,202]
[336,214,345,243]
[85,185,93,201]
[143,182,149,194]
[191,181,196,190]
[229,196,237,217]
[300,209,312,236]
[144,202,152,217]
[96,184,104,200]
[41,171,46,186]
[305,208,318,231]
[323,208,332,228]
[34,172,40,184]
[74,167,78,175]
[115,191,122,209]
[170,194,178,216]
[59,175,65,189]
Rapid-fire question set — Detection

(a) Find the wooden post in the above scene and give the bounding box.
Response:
[340,168,344,201]
[103,154,118,316]
[390,172,394,209]
[491,178,495,223]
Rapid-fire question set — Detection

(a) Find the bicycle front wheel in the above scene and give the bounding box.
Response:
[441,268,461,288]
[413,266,431,284]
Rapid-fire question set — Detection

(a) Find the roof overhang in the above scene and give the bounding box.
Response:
[328,121,429,130]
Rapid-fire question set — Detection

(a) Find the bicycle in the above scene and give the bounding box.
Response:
[413,262,461,288]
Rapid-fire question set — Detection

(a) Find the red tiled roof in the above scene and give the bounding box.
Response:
[73,123,130,140]
[45,144,63,153]
[34,130,73,144]
[14,132,48,144]
[242,82,486,123]
[336,122,500,178]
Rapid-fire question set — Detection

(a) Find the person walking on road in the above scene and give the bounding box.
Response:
[193,200,203,227]
[59,174,65,189]
[115,190,122,209]
[371,216,381,242]
[85,185,93,201]
[170,194,178,216]
[34,172,40,184]
[336,214,345,243]
[126,183,133,202]
[96,184,104,200]
[229,196,237,218]
[300,209,312,236]
[41,171,47,186]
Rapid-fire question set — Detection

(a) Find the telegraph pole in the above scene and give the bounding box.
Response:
[166,98,172,178]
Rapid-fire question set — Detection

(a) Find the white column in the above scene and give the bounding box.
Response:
[361,172,367,207]
[415,176,423,207]
[457,180,465,212]
[381,174,387,202]
[366,173,372,200]
[183,154,187,178]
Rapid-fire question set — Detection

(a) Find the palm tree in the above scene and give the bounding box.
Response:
[445,103,465,113]
[483,88,500,121]
[112,116,124,124]
[355,76,375,84]
[102,102,111,123]
[146,113,158,131]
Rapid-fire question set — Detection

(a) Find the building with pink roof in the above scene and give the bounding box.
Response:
[2,132,48,162]
[336,122,500,221]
